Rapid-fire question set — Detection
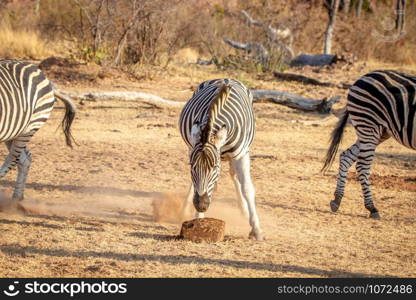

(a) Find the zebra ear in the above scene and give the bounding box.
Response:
[211,125,227,149]
[190,122,201,147]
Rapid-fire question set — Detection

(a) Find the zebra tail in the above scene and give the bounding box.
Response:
[321,110,349,173]
[54,90,77,148]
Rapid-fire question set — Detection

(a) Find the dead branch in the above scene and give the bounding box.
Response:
[192,58,214,65]
[290,53,337,67]
[59,88,340,114]
[273,71,350,89]
[223,38,269,63]
[240,10,293,47]
[240,10,263,26]
[224,10,294,65]
[274,71,332,87]
[251,90,341,114]
[59,90,184,108]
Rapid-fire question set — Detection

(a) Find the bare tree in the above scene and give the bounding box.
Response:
[223,10,294,69]
[356,0,363,17]
[113,1,147,66]
[72,0,111,59]
[342,0,351,13]
[395,0,406,34]
[0,0,11,12]
[324,0,341,55]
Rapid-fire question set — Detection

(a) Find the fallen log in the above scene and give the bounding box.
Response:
[251,90,341,114]
[290,54,336,67]
[60,89,340,114]
[273,71,350,89]
[60,90,183,108]
[274,71,333,87]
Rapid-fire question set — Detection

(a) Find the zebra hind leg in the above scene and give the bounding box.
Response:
[6,135,33,201]
[12,147,32,201]
[0,141,18,179]
[356,142,380,219]
[330,142,359,212]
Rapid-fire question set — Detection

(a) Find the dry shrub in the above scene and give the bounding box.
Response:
[224,0,416,67]
[0,22,51,59]
[35,0,216,66]
[1,0,415,68]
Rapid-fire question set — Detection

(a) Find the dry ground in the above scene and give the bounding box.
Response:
[0,60,415,277]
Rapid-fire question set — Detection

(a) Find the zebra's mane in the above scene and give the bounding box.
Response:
[200,82,230,145]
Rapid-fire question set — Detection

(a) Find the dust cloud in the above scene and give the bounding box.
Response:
[151,192,251,235]
[1,183,251,236]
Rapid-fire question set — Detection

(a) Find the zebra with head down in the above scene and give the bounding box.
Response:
[179,78,263,240]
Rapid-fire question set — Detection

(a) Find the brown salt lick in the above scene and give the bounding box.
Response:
[179,218,225,243]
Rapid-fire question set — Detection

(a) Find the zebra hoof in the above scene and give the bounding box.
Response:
[16,203,28,214]
[330,200,339,212]
[249,229,264,241]
[369,211,381,219]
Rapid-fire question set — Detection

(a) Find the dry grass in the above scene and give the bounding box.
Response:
[0,22,51,59]
[2,0,416,66]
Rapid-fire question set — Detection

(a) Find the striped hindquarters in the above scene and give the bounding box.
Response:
[0,60,55,142]
[179,78,255,159]
[347,70,416,149]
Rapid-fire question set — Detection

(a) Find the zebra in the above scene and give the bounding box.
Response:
[0,59,76,204]
[322,70,416,218]
[179,78,263,240]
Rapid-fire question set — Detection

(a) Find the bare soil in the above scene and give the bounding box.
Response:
[0,61,415,277]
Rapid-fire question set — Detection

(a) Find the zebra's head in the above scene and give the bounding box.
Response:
[189,123,227,212]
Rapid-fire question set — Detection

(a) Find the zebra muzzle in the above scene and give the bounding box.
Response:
[193,193,211,212]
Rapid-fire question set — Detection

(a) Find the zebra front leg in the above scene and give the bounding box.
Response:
[331,142,359,212]
[229,160,249,218]
[230,153,263,240]
[356,144,380,219]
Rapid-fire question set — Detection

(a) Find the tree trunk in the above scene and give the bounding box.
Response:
[324,0,341,55]
[251,90,341,114]
[343,0,351,13]
[395,0,406,34]
[356,0,363,17]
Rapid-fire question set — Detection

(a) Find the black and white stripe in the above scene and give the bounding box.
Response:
[179,78,262,240]
[0,59,76,201]
[180,78,255,159]
[322,70,416,218]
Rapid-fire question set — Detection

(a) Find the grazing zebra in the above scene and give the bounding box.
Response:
[322,70,416,218]
[0,59,76,202]
[179,78,263,240]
